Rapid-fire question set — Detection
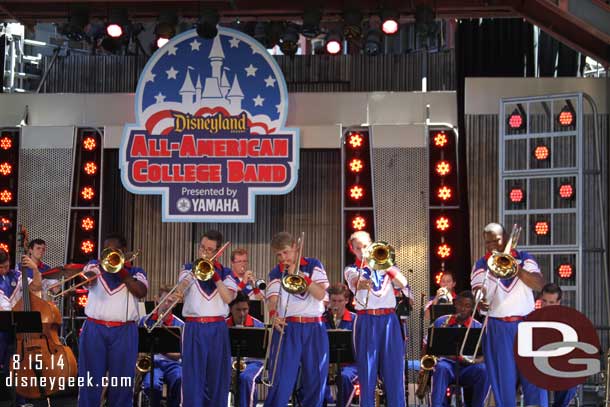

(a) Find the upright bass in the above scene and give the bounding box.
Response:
[11,226,77,399]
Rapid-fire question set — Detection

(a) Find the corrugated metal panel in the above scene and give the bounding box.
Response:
[40,51,456,93]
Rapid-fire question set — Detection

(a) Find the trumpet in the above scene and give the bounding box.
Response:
[254,279,267,290]
[459,224,522,363]
[143,241,231,333]
[354,241,396,308]
[437,287,453,304]
[136,355,152,373]
[49,248,140,298]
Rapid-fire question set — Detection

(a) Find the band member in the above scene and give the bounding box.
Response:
[179,230,237,406]
[323,283,358,406]
[428,291,489,407]
[539,283,577,407]
[226,291,265,407]
[424,271,457,320]
[228,248,264,300]
[139,284,184,407]
[77,234,148,407]
[16,239,53,301]
[344,231,409,407]
[265,231,329,407]
[470,223,546,407]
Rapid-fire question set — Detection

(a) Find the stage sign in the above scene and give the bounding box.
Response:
[120,27,299,222]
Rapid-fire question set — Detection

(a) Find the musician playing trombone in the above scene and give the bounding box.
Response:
[228,248,265,301]
[177,229,237,407]
[470,223,546,407]
[344,231,410,407]
[264,231,329,407]
[138,284,184,407]
[77,234,148,407]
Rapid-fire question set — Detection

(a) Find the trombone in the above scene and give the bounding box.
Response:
[459,224,522,363]
[48,248,140,298]
[354,241,396,309]
[261,232,307,387]
[143,241,231,333]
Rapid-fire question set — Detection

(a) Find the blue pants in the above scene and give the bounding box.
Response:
[77,321,138,407]
[263,321,329,407]
[353,313,405,407]
[142,357,182,407]
[483,318,547,407]
[430,359,489,407]
[544,387,577,407]
[324,365,358,406]
[236,360,264,407]
[182,321,231,406]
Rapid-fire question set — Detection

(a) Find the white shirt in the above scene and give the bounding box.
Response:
[179,262,237,317]
[344,263,403,310]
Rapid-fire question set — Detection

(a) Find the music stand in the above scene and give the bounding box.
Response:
[248,300,264,322]
[328,329,355,407]
[0,311,43,404]
[430,304,456,320]
[138,327,181,406]
[229,327,266,405]
[427,327,483,407]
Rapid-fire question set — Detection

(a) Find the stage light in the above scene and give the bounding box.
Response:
[81,187,95,201]
[509,188,524,203]
[349,185,364,200]
[80,240,95,254]
[558,183,574,199]
[83,162,98,175]
[0,218,10,232]
[325,31,342,55]
[302,8,322,38]
[364,29,382,56]
[437,244,452,259]
[557,105,575,127]
[155,11,177,46]
[81,216,95,232]
[508,108,525,129]
[534,145,549,161]
[435,216,450,232]
[437,186,452,201]
[82,137,97,151]
[0,162,12,176]
[434,271,444,285]
[196,9,219,39]
[556,263,574,279]
[535,299,542,309]
[435,161,451,176]
[349,158,364,173]
[0,137,12,150]
[106,8,129,39]
[280,24,300,56]
[59,6,89,42]
[76,291,89,307]
[106,24,123,38]
[351,216,366,231]
[381,9,399,35]
[534,221,549,235]
[0,190,13,203]
[0,242,9,253]
[433,132,448,147]
[347,133,364,148]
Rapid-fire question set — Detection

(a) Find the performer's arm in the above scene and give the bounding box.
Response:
[517,268,544,291]
[22,255,42,294]
[118,268,147,298]
[386,266,407,289]
[214,273,237,304]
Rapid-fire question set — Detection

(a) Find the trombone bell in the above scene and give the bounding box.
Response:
[192,258,215,281]
[365,241,396,270]
[281,274,308,295]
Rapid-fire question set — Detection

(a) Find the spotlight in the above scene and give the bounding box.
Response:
[325,31,342,55]
[302,8,321,38]
[106,9,129,39]
[196,9,220,39]
[155,11,177,47]
[557,104,575,127]
[381,9,399,35]
[364,29,382,55]
[280,24,300,56]
[59,6,90,42]
[343,9,362,40]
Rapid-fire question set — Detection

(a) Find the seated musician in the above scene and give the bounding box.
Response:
[322,283,358,407]
[139,284,184,407]
[77,234,148,407]
[424,271,457,321]
[228,248,265,301]
[225,291,265,407]
[428,290,489,407]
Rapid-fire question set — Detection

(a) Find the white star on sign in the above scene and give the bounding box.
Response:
[229,37,240,48]
[167,44,177,55]
[144,71,156,83]
[276,103,283,113]
[166,67,178,79]
[264,75,276,87]
[245,64,258,77]
[253,95,264,106]
[154,92,166,103]
[190,39,201,51]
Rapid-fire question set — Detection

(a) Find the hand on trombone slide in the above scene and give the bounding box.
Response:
[271,315,287,332]
[474,287,489,311]
[356,278,372,291]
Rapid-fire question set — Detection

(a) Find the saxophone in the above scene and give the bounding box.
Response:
[415,317,450,399]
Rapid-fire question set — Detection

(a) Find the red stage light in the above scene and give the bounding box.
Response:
[354,384,360,396]
[84,162,98,175]
[81,187,95,201]
[0,242,9,253]
[0,190,13,203]
[435,161,451,176]
[0,137,12,150]
[534,146,549,160]
[106,23,123,38]
[348,133,364,148]
[534,221,549,235]
[535,299,542,309]
[558,184,574,199]
[81,240,95,254]
[0,217,11,232]
[349,158,364,173]
[557,263,574,279]
[81,216,95,231]
[326,39,341,54]
[77,292,89,307]
[0,162,12,176]
[433,132,448,147]
[558,106,574,127]
[434,271,444,286]
[509,188,524,203]
[381,19,398,35]
[435,216,450,232]
[351,216,366,231]
[349,185,364,200]
[437,244,452,259]
[508,109,524,129]
[83,137,97,151]
[437,186,453,201]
